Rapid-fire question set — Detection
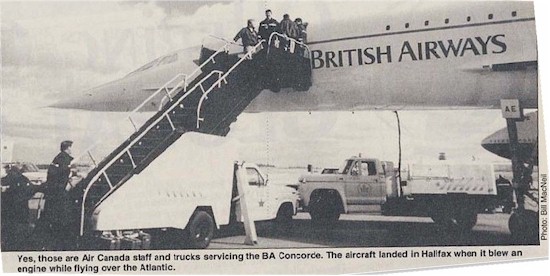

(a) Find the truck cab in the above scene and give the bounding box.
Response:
[235,163,299,223]
[337,158,388,205]
[298,157,396,221]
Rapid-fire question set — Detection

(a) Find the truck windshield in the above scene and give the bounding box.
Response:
[340,160,354,174]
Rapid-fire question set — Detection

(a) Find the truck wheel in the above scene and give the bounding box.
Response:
[186,211,214,249]
[309,193,341,224]
[274,204,294,232]
[453,209,478,231]
[275,204,294,224]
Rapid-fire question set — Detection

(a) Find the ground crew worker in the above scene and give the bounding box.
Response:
[259,9,279,43]
[495,175,514,213]
[280,14,299,39]
[40,140,75,250]
[234,19,260,58]
[295,18,308,43]
[1,164,36,250]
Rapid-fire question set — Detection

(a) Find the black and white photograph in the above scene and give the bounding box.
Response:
[0,0,547,274]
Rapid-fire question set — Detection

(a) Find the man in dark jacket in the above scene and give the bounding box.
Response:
[259,9,279,43]
[234,19,260,58]
[1,164,36,250]
[280,14,299,39]
[295,18,308,44]
[41,140,75,250]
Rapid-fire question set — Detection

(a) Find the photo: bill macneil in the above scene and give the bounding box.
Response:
[0,1,546,272]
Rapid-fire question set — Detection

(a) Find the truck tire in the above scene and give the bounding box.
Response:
[309,192,341,224]
[275,203,294,224]
[430,206,477,232]
[186,211,214,249]
[453,208,478,231]
[273,203,294,232]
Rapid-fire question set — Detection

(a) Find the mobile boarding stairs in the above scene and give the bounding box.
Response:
[68,34,312,238]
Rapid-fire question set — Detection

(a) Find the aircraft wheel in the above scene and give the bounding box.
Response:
[509,210,539,244]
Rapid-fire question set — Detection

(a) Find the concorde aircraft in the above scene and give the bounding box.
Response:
[49,1,538,160]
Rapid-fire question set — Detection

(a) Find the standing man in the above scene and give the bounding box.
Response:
[280,14,298,39]
[1,164,36,250]
[41,140,75,250]
[259,9,279,44]
[234,19,260,58]
[295,18,308,44]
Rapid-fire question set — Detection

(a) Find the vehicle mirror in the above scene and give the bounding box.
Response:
[248,180,259,186]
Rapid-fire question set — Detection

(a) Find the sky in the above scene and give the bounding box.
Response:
[0,1,518,166]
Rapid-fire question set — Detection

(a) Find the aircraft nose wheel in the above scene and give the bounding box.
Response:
[508,209,539,244]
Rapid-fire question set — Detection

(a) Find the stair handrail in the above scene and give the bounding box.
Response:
[196,40,265,128]
[79,38,261,235]
[72,42,231,167]
[78,69,224,235]
[156,43,232,111]
[267,32,311,59]
[183,42,231,92]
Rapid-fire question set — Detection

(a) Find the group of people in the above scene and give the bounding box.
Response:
[233,9,308,56]
[1,140,77,250]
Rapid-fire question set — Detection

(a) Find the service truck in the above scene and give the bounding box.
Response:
[89,133,299,249]
[298,156,497,231]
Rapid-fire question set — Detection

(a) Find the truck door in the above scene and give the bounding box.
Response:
[244,167,270,221]
[358,160,386,204]
[343,161,366,205]
[343,160,386,205]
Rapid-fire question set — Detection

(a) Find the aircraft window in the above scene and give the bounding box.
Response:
[405,23,409,28]
[467,16,471,22]
[444,18,449,24]
[386,25,391,31]
[131,58,160,74]
[488,14,494,20]
[158,53,178,66]
[424,20,429,26]
[512,11,517,17]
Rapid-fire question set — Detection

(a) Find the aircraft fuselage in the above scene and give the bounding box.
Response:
[51,1,537,113]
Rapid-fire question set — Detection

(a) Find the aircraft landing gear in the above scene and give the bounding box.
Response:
[509,209,539,244]
[501,100,539,244]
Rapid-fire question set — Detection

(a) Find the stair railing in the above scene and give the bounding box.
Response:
[196,40,265,128]
[267,32,311,60]
[78,69,225,235]
[73,42,232,169]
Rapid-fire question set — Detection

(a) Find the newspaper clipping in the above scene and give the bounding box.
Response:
[0,0,547,274]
